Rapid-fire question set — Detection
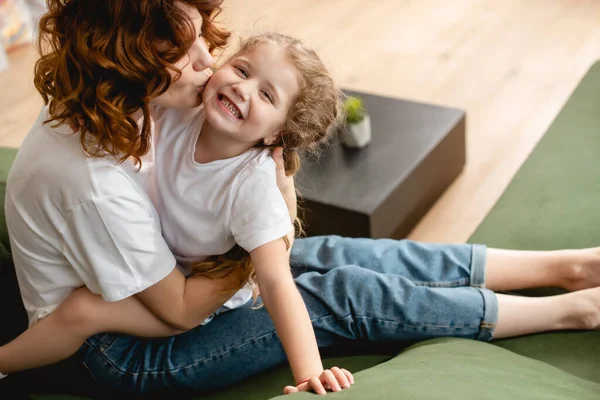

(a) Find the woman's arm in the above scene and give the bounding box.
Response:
[135,265,245,331]
[272,147,297,251]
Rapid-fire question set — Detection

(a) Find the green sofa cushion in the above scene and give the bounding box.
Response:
[0,147,29,351]
[469,58,600,384]
[29,339,600,400]
[8,59,600,398]
[269,339,600,400]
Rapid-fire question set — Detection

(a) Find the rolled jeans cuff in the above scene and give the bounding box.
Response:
[470,244,488,288]
[475,287,498,342]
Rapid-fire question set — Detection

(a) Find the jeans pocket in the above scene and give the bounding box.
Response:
[81,334,129,391]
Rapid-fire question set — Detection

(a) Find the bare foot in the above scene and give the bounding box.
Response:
[562,248,600,292]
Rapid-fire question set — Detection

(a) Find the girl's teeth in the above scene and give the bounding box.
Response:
[221,97,241,118]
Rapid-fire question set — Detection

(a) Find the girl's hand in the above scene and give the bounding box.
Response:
[282,367,355,396]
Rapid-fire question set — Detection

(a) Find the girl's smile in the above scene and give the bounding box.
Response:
[198,42,300,162]
[217,94,244,120]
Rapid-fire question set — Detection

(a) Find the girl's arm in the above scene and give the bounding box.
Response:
[0,287,184,374]
[251,239,351,395]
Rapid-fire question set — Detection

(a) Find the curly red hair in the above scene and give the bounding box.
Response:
[34,0,230,165]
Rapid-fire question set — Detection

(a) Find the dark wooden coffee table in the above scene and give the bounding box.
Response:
[295,90,466,239]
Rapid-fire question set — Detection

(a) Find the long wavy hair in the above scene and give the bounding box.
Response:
[34,0,230,166]
[191,33,342,302]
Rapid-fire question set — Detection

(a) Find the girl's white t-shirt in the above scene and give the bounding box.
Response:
[151,106,293,310]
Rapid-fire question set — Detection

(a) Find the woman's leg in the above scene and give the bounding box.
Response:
[291,236,485,287]
[292,236,600,338]
[0,288,181,374]
[79,261,600,394]
[494,287,600,337]
[485,247,600,292]
[291,236,600,292]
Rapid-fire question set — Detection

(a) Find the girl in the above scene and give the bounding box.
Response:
[6,0,600,397]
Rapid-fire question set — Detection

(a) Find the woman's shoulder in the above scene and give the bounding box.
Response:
[152,105,204,129]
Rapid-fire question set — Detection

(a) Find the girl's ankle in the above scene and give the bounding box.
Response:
[562,291,600,330]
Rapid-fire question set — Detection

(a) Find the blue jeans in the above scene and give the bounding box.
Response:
[80,236,498,393]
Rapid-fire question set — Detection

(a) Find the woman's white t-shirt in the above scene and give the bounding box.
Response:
[6,107,176,326]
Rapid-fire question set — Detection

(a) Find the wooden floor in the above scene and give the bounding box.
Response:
[1,0,599,244]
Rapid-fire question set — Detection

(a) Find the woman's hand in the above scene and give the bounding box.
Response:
[282,367,355,395]
[272,147,297,238]
[272,147,295,194]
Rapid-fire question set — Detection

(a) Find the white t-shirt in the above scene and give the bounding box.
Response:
[6,106,176,326]
[152,106,292,310]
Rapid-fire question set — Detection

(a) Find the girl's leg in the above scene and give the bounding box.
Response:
[292,236,600,292]
[0,288,181,374]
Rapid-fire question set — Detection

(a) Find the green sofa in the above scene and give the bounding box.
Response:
[2,60,600,399]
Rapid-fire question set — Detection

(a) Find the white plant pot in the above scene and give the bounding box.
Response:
[339,114,372,148]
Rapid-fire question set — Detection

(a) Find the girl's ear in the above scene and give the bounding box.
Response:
[263,132,281,146]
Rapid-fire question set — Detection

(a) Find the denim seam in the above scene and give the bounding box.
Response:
[317,313,480,334]
[413,278,470,288]
[474,288,498,341]
[351,314,480,330]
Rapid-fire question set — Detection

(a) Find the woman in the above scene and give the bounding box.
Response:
[5,0,600,396]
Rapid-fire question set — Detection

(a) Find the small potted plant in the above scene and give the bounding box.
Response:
[339,96,371,148]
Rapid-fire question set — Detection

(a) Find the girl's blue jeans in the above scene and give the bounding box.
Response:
[80,235,498,393]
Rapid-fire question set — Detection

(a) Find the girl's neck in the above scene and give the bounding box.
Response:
[194,120,257,164]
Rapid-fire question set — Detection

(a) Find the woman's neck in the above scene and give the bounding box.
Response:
[131,108,144,122]
[194,120,256,164]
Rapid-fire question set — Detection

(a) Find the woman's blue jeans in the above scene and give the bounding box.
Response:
[80,236,498,393]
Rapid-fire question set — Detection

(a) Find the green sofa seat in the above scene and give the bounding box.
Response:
[3,60,600,399]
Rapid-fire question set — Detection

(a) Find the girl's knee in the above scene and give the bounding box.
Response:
[53,287,101,328]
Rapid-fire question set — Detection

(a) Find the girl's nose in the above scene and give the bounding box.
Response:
[232,82,251,101]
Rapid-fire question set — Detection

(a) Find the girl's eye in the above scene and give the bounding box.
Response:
[235,66,249,78]
[261,90,274,104]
